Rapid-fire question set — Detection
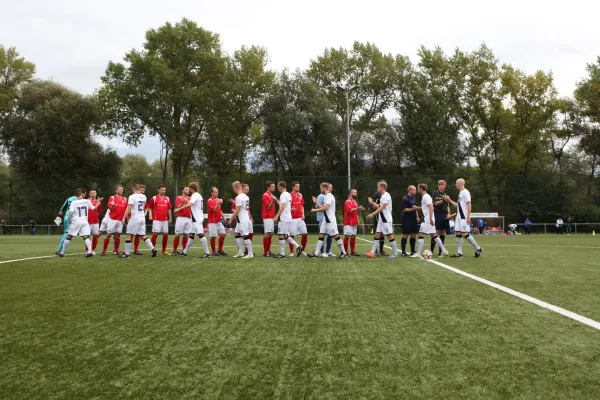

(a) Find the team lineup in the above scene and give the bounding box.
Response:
[55,178,483,260]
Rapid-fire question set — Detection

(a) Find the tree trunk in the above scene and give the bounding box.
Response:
[172,156,182,197]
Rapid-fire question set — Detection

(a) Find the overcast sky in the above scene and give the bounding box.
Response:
[3,0,598,161]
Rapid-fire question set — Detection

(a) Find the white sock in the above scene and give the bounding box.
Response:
[417,238,424,256]
[286,236,299,249]
[183,236,194,254]
[61,238,71,254]
[125,241,132,255]
[200,236,209,254]
[336,238,346,254]
[466,235,480,250]
[315,239,324,255]
[236,237,244,254]
[371,239,379,254]
[456,236,463,254]
[244,239,253,256]
[145,238,154,250]
[434,237,446,253]
[84,238,92,253]
[390,240,398,254]
[279,239,286,255]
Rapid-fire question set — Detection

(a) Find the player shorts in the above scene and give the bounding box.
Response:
[434,215,450,231]
[208,222,226,236]
[376,221,394,235]
[402,220,419,234]
[89,223,99,236]
[420,222,437,235]
[152,220,169,233]
[249,223,254,234]
[175,217,192,235]
[343,225,358,236]
[192,222,205,235]
[68,220,91,237]
[455,218,469,233]
[290,219,308,235]
[320,222,339,237]
[278,221,292,236]
[126,218,146,236]
[263,219,274,233]
[107,219,123,234]
[100,217,109,233]
[235,221,251,236]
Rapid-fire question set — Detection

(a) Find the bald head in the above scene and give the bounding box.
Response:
[456,179,465,190]
[408,185,416,196]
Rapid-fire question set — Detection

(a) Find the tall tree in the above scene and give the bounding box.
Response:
[0,80,120,221]
[94,19,226,194]
[0,45,35,118]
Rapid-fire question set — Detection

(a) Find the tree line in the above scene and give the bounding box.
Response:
[1,18,600,223]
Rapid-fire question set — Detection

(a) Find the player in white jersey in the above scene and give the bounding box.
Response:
[175,181,211,258]
[273,181,303,259]
[58,189,95,257]
[366,181,399,258]
[445,178,483,257]
[308,182,348,259]
[227,181,254,258]
[119,184,157,258]
[414,184,449,259]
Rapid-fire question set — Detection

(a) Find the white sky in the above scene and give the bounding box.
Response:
[3,0,597,161]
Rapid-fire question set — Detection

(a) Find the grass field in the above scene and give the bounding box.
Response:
[1,234,600,399]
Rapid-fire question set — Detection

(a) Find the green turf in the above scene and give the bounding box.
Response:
[1,234,600,399]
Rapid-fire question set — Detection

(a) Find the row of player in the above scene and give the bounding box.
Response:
[55,178,483,259]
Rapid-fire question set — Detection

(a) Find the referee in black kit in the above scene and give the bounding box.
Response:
[431,180,451,256]
[367,180,387,256]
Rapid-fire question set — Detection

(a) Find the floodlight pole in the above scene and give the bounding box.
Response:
[336,85,358,193]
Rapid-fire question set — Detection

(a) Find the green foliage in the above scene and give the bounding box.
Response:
[0,45,35,115]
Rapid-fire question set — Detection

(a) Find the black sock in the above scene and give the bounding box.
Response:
[431,238,436,252]
[380,239,384,253]
[409,238,416,253]
[401,238,407,253]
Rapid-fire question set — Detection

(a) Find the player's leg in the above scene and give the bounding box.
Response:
[139,220,157,256]
[172,234,181,255]
[463,230,483,257]
[151,221,159,247]
[308,233,325,257]
[241,223,254,258]
[452,219,466,257]
[386,227,398,257]
[57,217,69,254]
[160,222,169,255]
[218,224,227,256]
[350,228,358,256]
[409,231,417,256]
[367,221,383,257]
[59,234,74,256]
[330,226,348,258]
[432,232,448,257]
[122,234,134,257]
[182,232,195,256]
[416,233,425,258]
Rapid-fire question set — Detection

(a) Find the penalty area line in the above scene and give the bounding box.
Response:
[356,237,600,331]
[0,252,88,265]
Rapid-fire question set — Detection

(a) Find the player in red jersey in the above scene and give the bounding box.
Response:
[289,181,308,256]
[207,187,227,256]
[87,189,103,254]
[261,181,278,256]
[148,184,173,255]
[101,185,127,256]
[344,188,365,256]
[172,186,192,255]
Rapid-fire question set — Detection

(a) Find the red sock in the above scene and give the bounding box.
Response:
[289,235,295,253]
[249,233,254,241]
[92,237,98,251]
[102,238,110,253]
[134,236,140,252]
[173,236,180,253]
[263,236,269,255]
[344,236,349,253]
[182,236,188,250]
[218,236,225,251]
[350,237,356,254]
[151,233,158,247]
[268,236,272,252]
[114,238,120,253]
[162,234,168,253]
[301,234,308,248]
[210,237,216,253]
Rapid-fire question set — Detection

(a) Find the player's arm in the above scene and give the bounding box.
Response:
[147,198,154,220]
[434,194,445,207]
[467,201,472,223]
[274,199,285,223]
[444,195,458,207]
[229,205,241,224]
[311,203,330,213]
[428,203,434,225]
[122,204,132,223]
[367,202,386,219]
[264,194,275,210]
[58,198,70,217]
[301,202,305,220]
[211,199,221,212]
[176,198,193,212]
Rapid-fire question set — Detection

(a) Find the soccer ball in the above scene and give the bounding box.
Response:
[423,250,433,260]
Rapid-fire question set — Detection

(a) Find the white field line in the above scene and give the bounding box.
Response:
[356,237,600,331]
